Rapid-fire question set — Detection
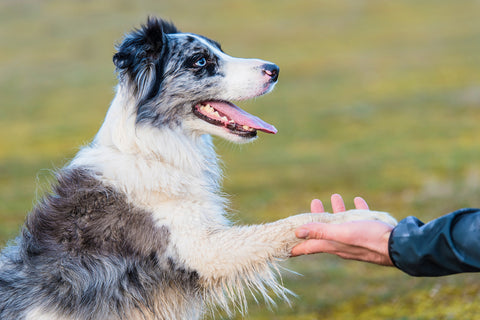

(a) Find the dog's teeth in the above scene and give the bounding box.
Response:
[243,125,251,130]
[202,104,213,113]
[199,104,236,124]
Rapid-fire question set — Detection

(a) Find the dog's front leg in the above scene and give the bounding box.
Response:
[184,210,396,308]
[197,210,396,274]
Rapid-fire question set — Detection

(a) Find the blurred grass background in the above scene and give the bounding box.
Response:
[1,0,480,319]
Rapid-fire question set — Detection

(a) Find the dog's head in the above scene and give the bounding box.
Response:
[113,17,278,143]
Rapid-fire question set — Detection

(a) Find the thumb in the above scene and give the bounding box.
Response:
[295,227,310,239]
[296,223,330,239]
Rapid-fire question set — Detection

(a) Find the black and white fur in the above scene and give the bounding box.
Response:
[0,18,396,320]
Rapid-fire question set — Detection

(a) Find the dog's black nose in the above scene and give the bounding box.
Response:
[262,63,279,82]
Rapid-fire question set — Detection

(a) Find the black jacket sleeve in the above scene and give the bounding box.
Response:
[388,208,480,276]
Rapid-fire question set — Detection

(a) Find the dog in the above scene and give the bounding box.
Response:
[0,17,397,320]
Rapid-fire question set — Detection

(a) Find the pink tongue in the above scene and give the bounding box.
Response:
[207,101,277,134]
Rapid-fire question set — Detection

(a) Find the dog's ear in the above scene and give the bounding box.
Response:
[113,18,180,104]
[113,17,179,71]
[113,18,181,116]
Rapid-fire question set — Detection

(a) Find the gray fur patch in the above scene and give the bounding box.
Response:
[0,168,200,320]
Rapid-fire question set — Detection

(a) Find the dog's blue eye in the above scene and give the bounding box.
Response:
[195,57,207,67]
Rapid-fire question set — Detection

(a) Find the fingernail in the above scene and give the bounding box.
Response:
[297,229,309,238]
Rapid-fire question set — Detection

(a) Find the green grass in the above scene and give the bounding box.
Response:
[2,0,480,318]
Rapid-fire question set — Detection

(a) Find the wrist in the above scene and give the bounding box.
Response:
[384,229,395,266]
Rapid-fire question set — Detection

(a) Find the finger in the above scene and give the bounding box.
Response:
[354,196,369,210]
[291,239,335,256]
[310,199,325,213]
[331,194,346,213]
[299,222,354,243]
[297,223,331,240]
[295,227,310,239]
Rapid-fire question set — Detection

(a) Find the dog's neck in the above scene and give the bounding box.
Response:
[70,85,223,206]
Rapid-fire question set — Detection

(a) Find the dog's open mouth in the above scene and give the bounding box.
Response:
[193,101,277,138]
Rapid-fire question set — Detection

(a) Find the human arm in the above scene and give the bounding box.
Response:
[389,208,480,276]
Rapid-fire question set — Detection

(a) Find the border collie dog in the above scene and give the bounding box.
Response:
[0,18,396,320]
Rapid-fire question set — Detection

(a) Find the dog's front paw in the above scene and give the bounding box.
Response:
[337,209,398,226]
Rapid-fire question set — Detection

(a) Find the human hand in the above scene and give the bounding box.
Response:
[291,194,394,266]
